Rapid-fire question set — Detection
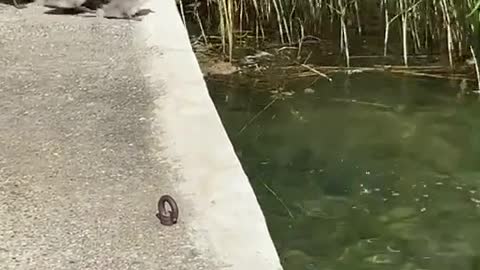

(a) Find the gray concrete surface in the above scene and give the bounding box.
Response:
[0,1,283,269]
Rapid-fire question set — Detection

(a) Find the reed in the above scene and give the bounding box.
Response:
[184,0,480,68]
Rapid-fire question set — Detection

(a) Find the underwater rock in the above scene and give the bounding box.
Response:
[364,254,395,264]
[400,262,420,270]
[417,136,461,174]
[299,199,325,218]
[387,221,418,240]
[282,249,316,270]
[379,206,417,223]
[299,197,350,219]
[440,241,475,257]
[304,88,315,94]
[203,60,240,76]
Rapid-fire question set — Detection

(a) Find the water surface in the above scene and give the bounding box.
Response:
[207,72,480,270]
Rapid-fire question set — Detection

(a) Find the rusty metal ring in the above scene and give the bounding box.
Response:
[156,195,178,226]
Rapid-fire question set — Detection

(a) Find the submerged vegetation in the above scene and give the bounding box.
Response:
[180,0,480,71]
[208,70,480,270]
[194,2,480,270]
[196,2,480,270]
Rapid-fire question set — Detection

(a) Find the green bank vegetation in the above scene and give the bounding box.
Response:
[180,0,480,71]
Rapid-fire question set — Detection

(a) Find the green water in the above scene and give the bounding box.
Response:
[207,72,480,270]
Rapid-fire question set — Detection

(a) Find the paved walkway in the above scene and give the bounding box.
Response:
[0,1,282,270]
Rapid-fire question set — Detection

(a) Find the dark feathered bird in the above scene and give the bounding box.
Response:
[40,0,151,19]
[41,0,107,11]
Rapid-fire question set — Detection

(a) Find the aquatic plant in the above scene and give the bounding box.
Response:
[181,0,480,69]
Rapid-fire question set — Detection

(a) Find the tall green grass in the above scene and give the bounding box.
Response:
[182,0,480,68]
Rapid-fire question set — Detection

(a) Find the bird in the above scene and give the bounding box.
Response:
[39,0,152,20]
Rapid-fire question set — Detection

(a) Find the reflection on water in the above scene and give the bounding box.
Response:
[207,72,480,270]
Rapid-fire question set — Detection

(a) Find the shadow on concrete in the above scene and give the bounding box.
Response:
[42,6,154,19]
[0,0,33,8]
[43,7,87,15]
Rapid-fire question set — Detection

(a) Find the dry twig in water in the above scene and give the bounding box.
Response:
[330,98,393,110]
[469,46,480,91]
[263,182,294,219]
[237,98,277,135]
[301,64,332,81]
[390,70,473,81]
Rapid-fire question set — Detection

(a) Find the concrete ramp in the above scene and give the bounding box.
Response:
[0,0,282,269]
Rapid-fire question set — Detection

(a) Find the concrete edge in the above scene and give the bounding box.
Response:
[134,0,283,269]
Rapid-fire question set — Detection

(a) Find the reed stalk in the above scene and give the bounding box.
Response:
[184,0,480,67]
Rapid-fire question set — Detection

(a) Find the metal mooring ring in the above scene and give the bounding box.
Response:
[156,195,179,226]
